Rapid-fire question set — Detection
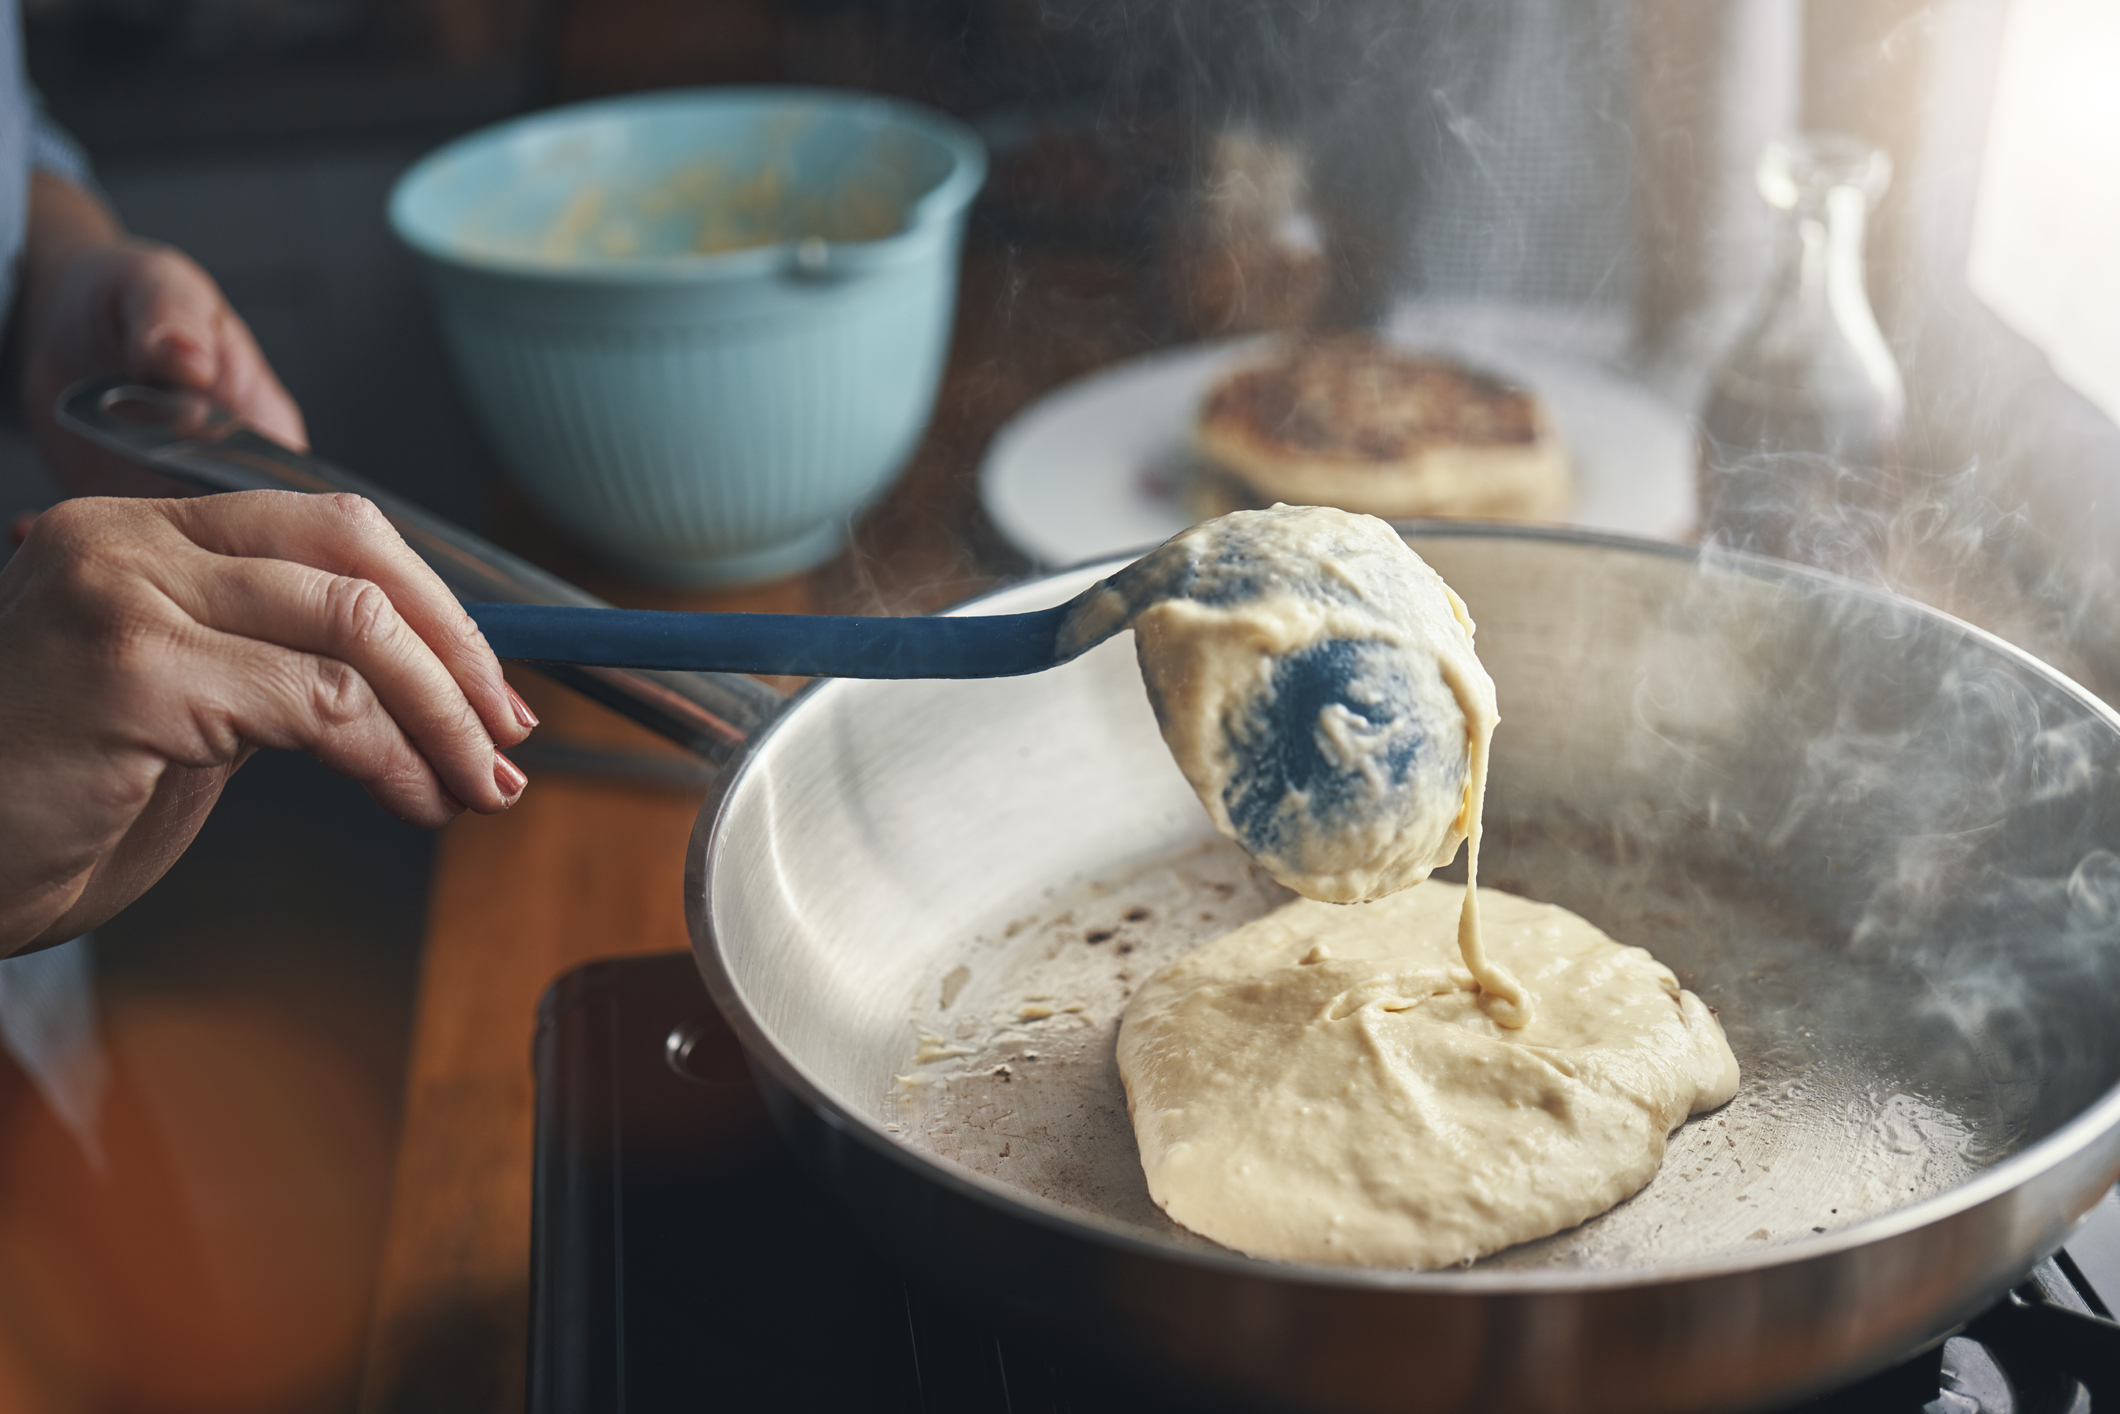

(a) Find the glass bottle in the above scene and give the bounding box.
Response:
[1697,134,1905,576]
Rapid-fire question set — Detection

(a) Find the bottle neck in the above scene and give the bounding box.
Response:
[1737,185,1904,412]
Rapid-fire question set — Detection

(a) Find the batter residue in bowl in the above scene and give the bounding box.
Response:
[526,159,910,263]
[1115,879,1740,1267]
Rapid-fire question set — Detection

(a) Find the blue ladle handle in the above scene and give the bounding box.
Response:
[467,601,1079,679]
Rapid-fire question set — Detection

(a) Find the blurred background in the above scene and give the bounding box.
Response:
[1,0,2117,1409]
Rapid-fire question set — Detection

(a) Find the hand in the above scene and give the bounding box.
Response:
[19,172,306,491]
[0,491,536,956]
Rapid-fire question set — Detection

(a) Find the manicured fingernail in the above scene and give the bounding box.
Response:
[494,749,528,800]
[440,788,467,814]
[505,682,539,730]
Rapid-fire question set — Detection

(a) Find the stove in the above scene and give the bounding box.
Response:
[527,953,2120,1414]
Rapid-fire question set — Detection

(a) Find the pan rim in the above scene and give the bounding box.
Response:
[688,520,2120,1295]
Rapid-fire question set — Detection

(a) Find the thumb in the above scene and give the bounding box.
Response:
[115,247,226,393]
[112,244,309,453]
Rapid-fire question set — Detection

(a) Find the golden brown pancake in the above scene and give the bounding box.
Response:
[1195,332,1572,522]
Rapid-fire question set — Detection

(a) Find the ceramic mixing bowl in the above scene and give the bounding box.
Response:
[390,86,986,585]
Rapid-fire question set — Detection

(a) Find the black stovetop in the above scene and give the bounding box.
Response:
[526,952,2120,1414]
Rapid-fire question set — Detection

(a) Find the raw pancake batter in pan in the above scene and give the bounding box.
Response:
[1116,880,1741,1268]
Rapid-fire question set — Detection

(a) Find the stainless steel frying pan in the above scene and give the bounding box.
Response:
[682,539,2120,1412]
[63,378,2120,1412]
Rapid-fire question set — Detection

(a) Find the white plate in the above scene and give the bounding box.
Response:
[979,328,1696,567]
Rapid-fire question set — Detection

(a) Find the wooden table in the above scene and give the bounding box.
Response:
[354,247,1158,1413]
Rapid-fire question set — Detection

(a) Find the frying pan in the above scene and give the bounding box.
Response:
[61,378,2120,1411]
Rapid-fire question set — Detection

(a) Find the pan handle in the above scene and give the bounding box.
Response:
[55,377,785,764]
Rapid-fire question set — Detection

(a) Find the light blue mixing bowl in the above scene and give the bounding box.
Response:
[389,87,986,585]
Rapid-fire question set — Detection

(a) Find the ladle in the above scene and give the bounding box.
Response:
[472,503,1475,902]
[467,596,1086,678]
[466,507,1418,682]
[54,378,1466,894]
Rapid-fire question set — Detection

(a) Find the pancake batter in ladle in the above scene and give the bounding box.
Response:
[1062,506,1737,1268]
[1058,503,1527,1025]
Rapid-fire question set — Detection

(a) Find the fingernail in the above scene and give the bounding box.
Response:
[440,788,467,815]
[493,749,528,801]
[505,682,539,730]
[144,328,190,362]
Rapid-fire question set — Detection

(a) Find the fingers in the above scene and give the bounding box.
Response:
[186,628,471,828]
[159,548,524,814]
[115,489,532,819]
[11,496,519,832]
[8,511,37,548]
[114,244,308,451]
[162,491,530,756]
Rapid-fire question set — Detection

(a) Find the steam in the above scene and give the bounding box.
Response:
[898,0,2120,1165]
[1663,522,2120,1155]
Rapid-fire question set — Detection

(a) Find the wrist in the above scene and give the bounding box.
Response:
[22,172,126,310]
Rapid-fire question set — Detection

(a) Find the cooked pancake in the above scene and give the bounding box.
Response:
[1195,332,1572,522]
